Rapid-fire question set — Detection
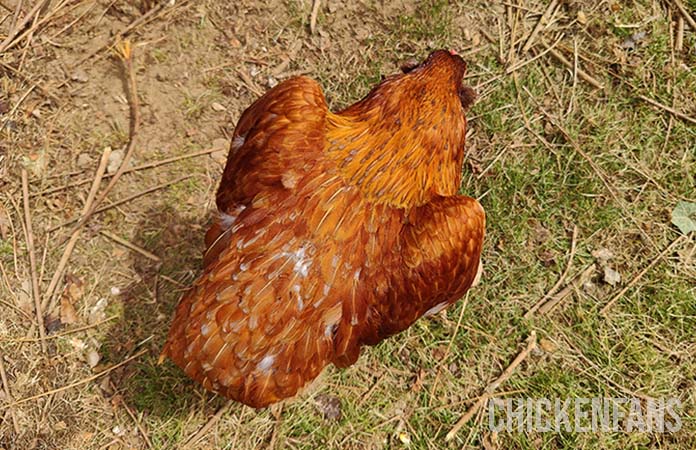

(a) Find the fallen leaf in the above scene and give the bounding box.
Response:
[539,338,557,353]
[17,279,33,315]
[603,266,621,286]
[65,274,84,301]
[591,248,614,263]
[577,10,587,25]
[45,314,63,334]
[671,201,696,235]
[411,367,427,392]
[482,432,499,450]
[398,432,411,446]
[60,296,78,325]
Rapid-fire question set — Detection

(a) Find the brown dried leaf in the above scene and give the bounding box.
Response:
[411,367,427,393]
[539,338,557,353]
[0,204,9,239]
[17,279,33,315]
[60,296,78,325]
[591,248,614,263]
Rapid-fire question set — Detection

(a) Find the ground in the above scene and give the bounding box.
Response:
[0,0,695,449]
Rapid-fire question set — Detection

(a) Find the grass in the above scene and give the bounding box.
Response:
[0,0,695,449]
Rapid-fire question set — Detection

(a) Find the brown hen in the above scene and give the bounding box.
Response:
[161,50,485,408]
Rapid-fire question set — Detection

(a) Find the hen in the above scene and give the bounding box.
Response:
[161,50,485,408]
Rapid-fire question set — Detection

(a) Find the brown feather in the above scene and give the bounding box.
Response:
[161,50,485,408]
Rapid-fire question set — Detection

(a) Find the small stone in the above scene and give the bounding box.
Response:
[603,266,621,286]
[211,102,226,112]
[86,349,101,368]
[110,286,121,296]
[107,148,123,174]
[71,69,89,83]
[89,298,109,325]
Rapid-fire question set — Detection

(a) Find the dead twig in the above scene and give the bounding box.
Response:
[0,349,147,411]
[100,230,160,262]
[309,0,321,34]
[21,169,47,352]
[5,314,118,343]
[520,0,558,54]
[48,175,193,232]
[675,16,684,52]
[674,0,696,31]
[69,41,140,234]
[71,1,172,67]
[540,39,604,90]
[537,263,595,316]
[600,235,687,315]
[181,401,233,450]
[34,147,220,197]
[110,381,153,449]
[524,225,578,318]
[0,350,19,434]
[236,68,265,97]
[41,146,112,313]
[445,331,537,441]
[428,292,469,406]
[637,94,696,126]
[0,0,49,53]
[506,33,564,75]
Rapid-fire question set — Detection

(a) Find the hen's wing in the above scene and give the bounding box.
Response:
[217,76,327,211]
[162,77,378,408]
[204,77,327,266]
[336,195,485,360]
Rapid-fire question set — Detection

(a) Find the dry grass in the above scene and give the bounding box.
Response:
[1,0,695,449]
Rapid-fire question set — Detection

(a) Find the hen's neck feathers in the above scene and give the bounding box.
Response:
[325,71,467,209]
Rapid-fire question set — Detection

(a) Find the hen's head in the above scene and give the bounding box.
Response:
[399,49,476,111]
[330,49,476,207]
